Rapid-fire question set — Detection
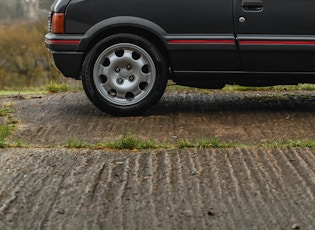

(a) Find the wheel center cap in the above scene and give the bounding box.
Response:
[119,69,130,78]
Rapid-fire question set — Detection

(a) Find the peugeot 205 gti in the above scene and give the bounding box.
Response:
[45,0,315,115]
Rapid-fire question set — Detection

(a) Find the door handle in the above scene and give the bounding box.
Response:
[242,0,263,11]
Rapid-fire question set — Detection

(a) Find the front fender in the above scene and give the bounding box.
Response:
[77,16,168,51]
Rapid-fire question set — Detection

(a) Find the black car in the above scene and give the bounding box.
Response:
[45,0,315,115]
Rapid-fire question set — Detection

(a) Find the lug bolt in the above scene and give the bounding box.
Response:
[115,67,120,73]
[129,75,135,81]
[126,64,132,70]
[117,78,124,84]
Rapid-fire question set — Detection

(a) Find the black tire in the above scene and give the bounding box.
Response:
[82,33,168,116]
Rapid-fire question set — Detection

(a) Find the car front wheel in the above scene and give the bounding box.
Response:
[82,34,168,116]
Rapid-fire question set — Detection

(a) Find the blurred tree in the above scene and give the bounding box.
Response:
[0,20,62,89]
[0,0,23,20]
[40,0,55,9]
[0,1,63,89]
[0,0,55,20]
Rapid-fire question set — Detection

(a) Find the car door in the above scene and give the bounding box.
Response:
[234,0,315,72]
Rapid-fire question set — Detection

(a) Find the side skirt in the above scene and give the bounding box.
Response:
[172,71,315,88]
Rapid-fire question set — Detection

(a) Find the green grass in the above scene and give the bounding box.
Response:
[2,131,315,149]
[9,139,28,148]
[0,108,13,116]
[65,134,163,150]
[44,80,83,93]
[177,138,234,149]
[0,124,11,148]
[177,140,196,149]
[0,103,17,147]
[0,82,80,96]
[196,138,233,148]
[45,81,70,93]
[0,89,46,95]
[0,82,83,95]
[65,138,87,148]
[64,137,315,150]
[60,132,315,150]
[0,102,15,116]
[98,133,160,150]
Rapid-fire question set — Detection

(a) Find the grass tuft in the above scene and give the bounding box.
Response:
[177,140,196,149]
[0,108,13,116]
[104,133,158,150]
[45,81,70,93]
[196,138,232,148]
[0,103,15,117]
[177,138,234,149]
[0,124,11,148]
[92,132,165,150]
[0,103,17,148]
[10,139,28,148]
[65,138,87,148]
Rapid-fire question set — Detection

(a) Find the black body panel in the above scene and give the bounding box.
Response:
[234,0,315,72]
[51,0,71,12]
[64,0,234,34]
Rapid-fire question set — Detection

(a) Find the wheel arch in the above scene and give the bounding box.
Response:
[78,16,172,76]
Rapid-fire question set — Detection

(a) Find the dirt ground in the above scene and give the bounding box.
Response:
[0,89,315,229]
[5,90,315,146]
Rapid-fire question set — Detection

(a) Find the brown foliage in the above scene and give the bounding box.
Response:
[0,19,62,89]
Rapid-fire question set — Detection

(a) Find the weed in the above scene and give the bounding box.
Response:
[106,135,157,150]
[7,116,18,125]
[177,140,195,149]
[96,133,161,150]
[293,84,315,91]
[0,103,15,116]
[66,138,87,148]
[0,102,17,147]
[0,108,11,116]
[0,124,11,148]
[196,138,232,148]
[176,138,235,149]
[0,89,46,95]
[10,139,28,148]
[116,135,139,149]
[137,140,159,149]
[45,81,70,93]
